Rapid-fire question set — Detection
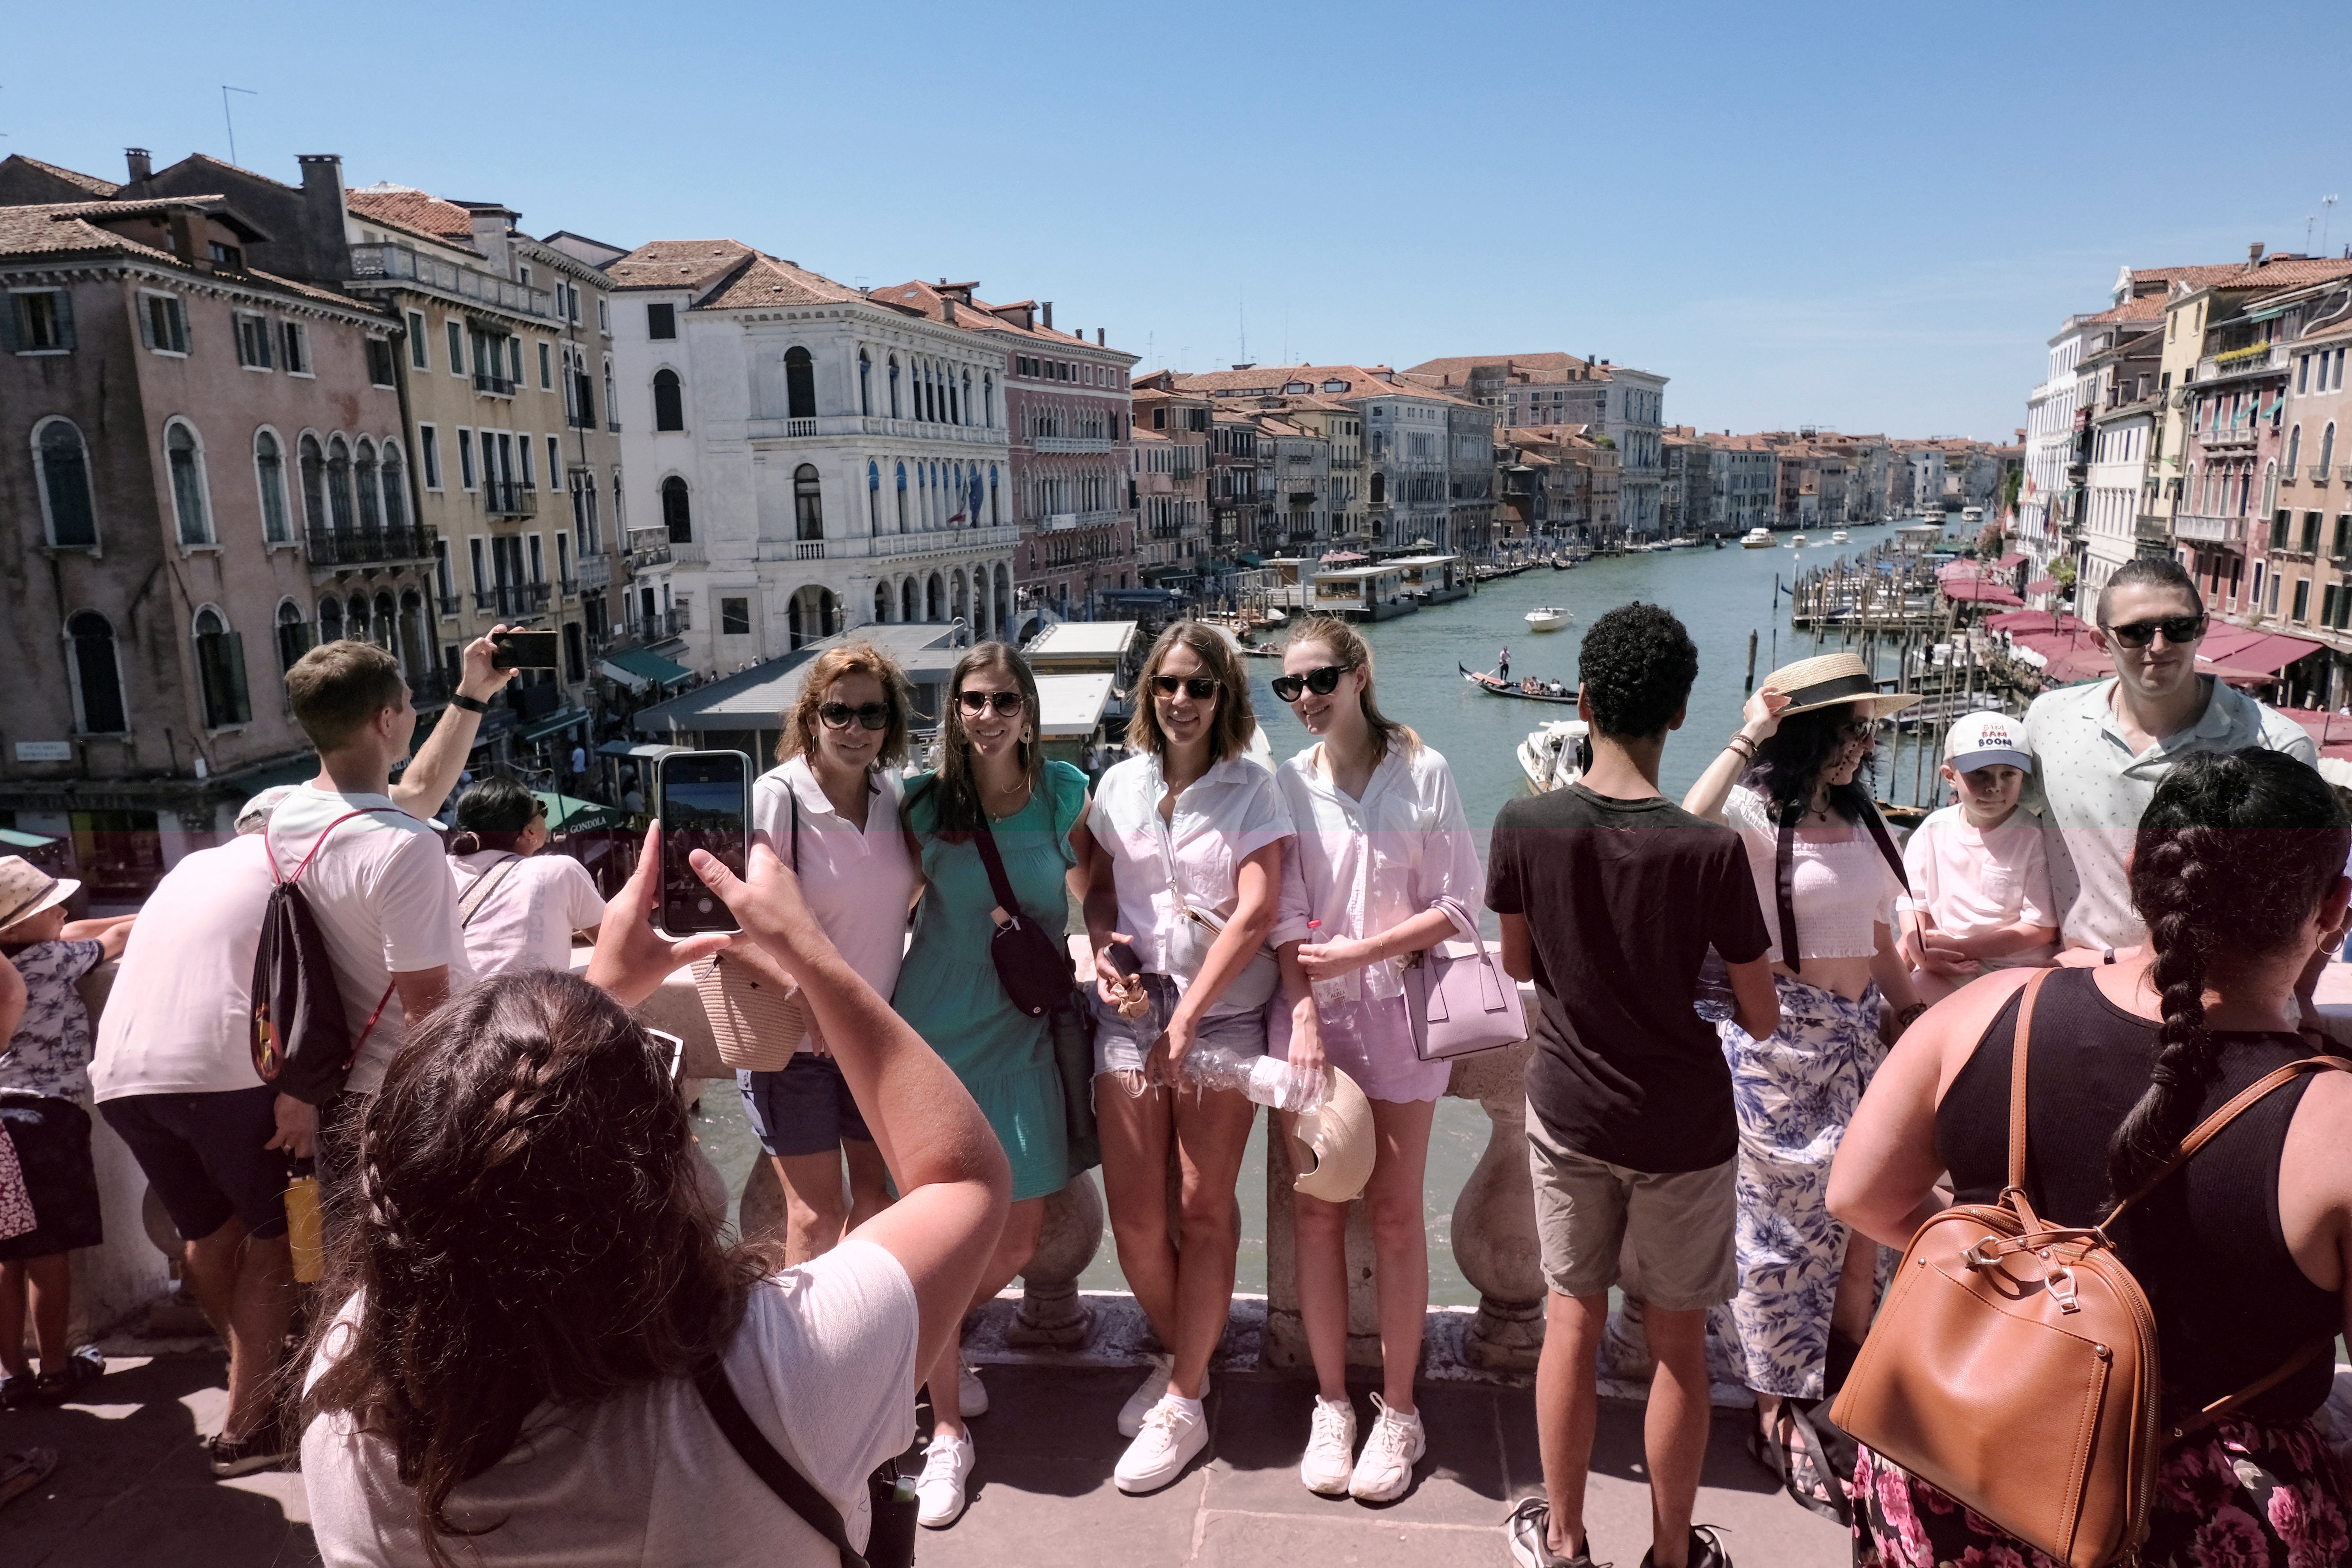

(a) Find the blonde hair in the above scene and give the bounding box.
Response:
[776,641,915,770]
[1284,614,1418,764]
[1126,620,1255,763]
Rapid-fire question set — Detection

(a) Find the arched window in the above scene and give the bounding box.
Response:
[275,599,311,672]
[2322,423,2338,474]
[326,436,354,532]
[346,593,369,641]
[948,371,960,426]
[2288,425,2303,473]
[785,347,816,421]
[874,582,891,624]
[926,572,945,621]
[1370,471,1386,505]
[34,418,97,548]
[867,461,881,529]
[888,357,901,419]
[166,421,212,544]
[66,611,127,734]
[254,430,291,543]
[960,372,972,427]
[193,606,251,728]
[299,434,327,534]
[794,463,824,540]
[982,374,994,428]
[380,443,408,530]
[989,464,999,525]
[653,369,684,431]
[858,351,872,416]
[2261,461,2277,518]
[318,598,344,644]
[602,356,615,425]
[896,461,908,532]
[660,475,692,543]
[354,437,382,532]
[371,592,397,653]
[900,579,916,623]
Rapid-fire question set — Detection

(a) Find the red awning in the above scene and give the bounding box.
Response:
[2045,648,2116,683]
[2274,707,2352,748]
[2023,577,2059,595]
[1993,552,2028,568]
[2196,627,2322,676]
[1986,609,2091,635]
[1942,579,2023,606]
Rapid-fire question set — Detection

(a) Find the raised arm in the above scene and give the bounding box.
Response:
[1683,687,1786,824]
[390,626,519,820]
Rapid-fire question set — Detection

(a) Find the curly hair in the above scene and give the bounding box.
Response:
[2109,750,2351,1206]
[775,639,916,771]
[1125,620,1256,764]
[1575,603,1697,741]
[1282,613,1418,764]
[1742,705,1879,826]
[299,971,772,1566]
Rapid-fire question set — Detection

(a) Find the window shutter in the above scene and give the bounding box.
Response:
[137,296,155,350]
[224,631,251,725]
[0,295,20,353]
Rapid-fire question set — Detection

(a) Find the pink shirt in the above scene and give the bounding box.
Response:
[1898,804,2057,968]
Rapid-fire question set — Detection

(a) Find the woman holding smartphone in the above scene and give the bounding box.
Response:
[742,642,919,1268]
[893,641,1093,1530]
[1083,621,1291,1497]
[1265,615,1481,1503]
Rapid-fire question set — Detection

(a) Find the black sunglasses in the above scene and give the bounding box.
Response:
[1151,674,1220,700]
[2102,614,2206,650]
[1270,664,1356,703]
[957,689,1025,715]
[818,700,892,731]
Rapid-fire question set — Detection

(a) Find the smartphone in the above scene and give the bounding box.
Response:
[490,629,561,670]
[657,750,751,936]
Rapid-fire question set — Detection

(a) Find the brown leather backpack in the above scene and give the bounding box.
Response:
[1831,967,2342,1567]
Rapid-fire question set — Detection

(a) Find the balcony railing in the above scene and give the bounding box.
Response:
[2174,513,2249,544]
[474,371,516,397]
[1169,459,1200,482]
[740,414,1007,447]
[346,242,553,319]
[473,582,553,615]
[435,592,461,617]
[1034,435,1111,455]
[2197,425,2258,451]
[794,540,825,559]
[579,555,613,591]
[626,605,690,641]
[483,481,537,519]
[2316,466,2337,483]
[304,524,440,569]
[2197,344,2284,381]
[559,576,579,598]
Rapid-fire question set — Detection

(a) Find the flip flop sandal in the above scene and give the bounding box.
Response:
[1782,1400,1856,1528]
[32,1347,104,1407]
[0,1447,58,1510]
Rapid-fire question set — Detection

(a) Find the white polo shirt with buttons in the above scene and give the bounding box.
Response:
[750,755,917,1052]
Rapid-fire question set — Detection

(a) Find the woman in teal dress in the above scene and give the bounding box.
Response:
[895,639,1095,1530]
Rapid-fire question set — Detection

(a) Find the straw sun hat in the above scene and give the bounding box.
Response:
[1757,651,1920,721]
[1288,1066,1375,1203]
[0,856,79,933]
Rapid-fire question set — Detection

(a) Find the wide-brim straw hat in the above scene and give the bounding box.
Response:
[1758,652,1920,721]
[0,856,79,933]
[1289,1066,1375,1203]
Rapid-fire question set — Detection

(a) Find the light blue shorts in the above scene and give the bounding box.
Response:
[1090,973,1268,1082]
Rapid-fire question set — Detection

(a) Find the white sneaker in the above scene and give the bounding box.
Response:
[1298,1396,1357,1494]
[914,1429,976,1528]
[1348,1394,1425,1503]
[958,1364,989,1419]
[1114,1394,1207,1494]
[1117,1354,1177,1438]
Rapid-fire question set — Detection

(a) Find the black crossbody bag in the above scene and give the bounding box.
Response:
[972,818,1102,1173]
[694,1357,916,1568]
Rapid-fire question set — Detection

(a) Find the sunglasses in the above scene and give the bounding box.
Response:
[2102,615,2206,650]
[818,701,892,731]
[1269,664,1356,703]
[957,689,1025,716]
[1151,674,1220,700]
[645,1026,686,1085]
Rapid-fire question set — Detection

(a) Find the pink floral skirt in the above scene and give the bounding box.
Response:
[1851,1417,2349,1568]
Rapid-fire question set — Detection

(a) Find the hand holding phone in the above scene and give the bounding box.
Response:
[657,751,751,936]
[490,629,561,670]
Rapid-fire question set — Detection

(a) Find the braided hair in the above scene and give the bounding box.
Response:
[2109,750,2351,1205]
[300,970,769,1567]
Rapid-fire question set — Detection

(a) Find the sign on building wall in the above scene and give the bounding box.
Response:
[14,742,74,762]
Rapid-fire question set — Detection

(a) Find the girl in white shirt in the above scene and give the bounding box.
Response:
[1082,622,1291,1496]
[745,643,920,1268]
[447,779,608,977]
[1265,615,1481,1503]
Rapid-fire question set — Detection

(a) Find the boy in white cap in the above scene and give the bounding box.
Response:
[1897,712,2059,1000]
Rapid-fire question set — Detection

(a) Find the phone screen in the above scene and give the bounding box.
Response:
[658,752,749,935]
[491,630,561,669]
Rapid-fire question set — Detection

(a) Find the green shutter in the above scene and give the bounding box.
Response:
[223,631,251,724]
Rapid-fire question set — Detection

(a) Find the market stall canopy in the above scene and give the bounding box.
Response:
[2023,577,2060,596]
[1034,673,1116,739]
[600,648,694,694]
[536,791,626,832]
[632,624,971,737]
[516,706,591,745]
[1993,552,2028,569]
[0,827,56,849]
[1941,578,2023,606]
[1022,621,1138,672]
[2272,708,2352,750]
[1985,609,2092,636]
[2195,625,2323,677]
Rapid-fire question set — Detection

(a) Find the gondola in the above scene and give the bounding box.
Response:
[1460,663,1580,704]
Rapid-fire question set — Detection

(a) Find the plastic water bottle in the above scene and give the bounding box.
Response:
[1305,919,1361,1008]
[1182,1038,1330,1112]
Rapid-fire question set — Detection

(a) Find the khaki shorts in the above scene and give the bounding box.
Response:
[1525,1104,1736,1310]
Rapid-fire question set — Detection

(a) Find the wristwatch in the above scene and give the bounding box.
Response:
[449,692,490,715]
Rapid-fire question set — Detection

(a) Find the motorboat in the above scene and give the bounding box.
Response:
[1740,528,1773,549]
[1518,719,1592,793]
[1524,607,1569,632]
[1787,533,1807,549]
[1461,663,1579,703]
[1831,529,1850,544]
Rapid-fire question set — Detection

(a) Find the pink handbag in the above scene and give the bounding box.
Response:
[1404,897,1529,1061]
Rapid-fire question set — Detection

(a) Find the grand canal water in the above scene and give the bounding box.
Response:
[691,518,1939,1304]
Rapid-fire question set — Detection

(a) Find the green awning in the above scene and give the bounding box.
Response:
[535,790,625,832]
[0,827,57,848]
[601,649,694,691]
[516,706,591,744]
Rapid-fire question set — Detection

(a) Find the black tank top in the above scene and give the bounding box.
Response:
[1934,966,2339,1424]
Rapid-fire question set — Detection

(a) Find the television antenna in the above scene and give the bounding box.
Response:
[221,86,256,167]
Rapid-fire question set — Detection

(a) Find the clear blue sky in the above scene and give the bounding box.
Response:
[12,1,2350,440]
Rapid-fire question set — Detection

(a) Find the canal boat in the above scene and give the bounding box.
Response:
[1831,529,1850,545]
[1740,528,1774,549]
[1523,607,1569,632]
[1311,563,1418,622]
[1460,664,1579,704]
[1518,719,1592,792]
[1786,533,1806,549]
[1389,553,1470,605]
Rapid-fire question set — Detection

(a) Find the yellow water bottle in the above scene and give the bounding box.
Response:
[284,1165,324,1284]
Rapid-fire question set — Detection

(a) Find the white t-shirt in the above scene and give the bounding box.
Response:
[264,785,472,1096]
[1724,785,1903,964]
[301,1238,919,1568]
[1898,805,2058,969]
[450,851,607,978]
[751,758,916,1052]
[90,835,277,1101]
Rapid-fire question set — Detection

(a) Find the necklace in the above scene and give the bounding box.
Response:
[983,775,1032,820]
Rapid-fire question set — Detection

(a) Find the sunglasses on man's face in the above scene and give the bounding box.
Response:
[1269,664,1355,703]
[818,701,892,731]
[957,689,1025,716]
[1151,674,1220,701]
[2102,615,2206,650]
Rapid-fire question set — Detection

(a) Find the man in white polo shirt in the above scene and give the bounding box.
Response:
[2024,557,2315,953]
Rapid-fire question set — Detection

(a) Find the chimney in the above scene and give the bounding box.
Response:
[1042,301,1053,331]
[124,147,153,183]
[467,206,514,277]
[2250,241,2266,265]
[296,155,349,284]
[1097,328,1105,346]
[943,296,956,324]
[165,206,205,272]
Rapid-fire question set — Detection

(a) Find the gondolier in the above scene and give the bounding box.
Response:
[1498,647,1511,682]
[1460,664,1579,705]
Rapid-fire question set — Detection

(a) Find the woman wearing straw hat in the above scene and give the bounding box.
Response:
[1683,650,1926,1518]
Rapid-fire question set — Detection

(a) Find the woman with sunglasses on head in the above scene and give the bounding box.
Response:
[1682,652,1925,1518]
[892,641,1095,1529]
[446,775,608,978]
[742,643,919,1271]
[1265,616,1480,1502]
[1082,620,1291,1496]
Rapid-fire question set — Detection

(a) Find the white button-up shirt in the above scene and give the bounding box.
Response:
[2023,674,2317,951]
[751,756,916,1051]
[1087,750,1292,992]
[1269,742,1484,1001]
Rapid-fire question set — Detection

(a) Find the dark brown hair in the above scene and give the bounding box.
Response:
[917,641,1043,839]
[1283,613,1417,764]
[448,775,542,856]
[300,971,770,1566]
[1126,620,1255,763]
[287,640,408,753]
[776,639,915,771]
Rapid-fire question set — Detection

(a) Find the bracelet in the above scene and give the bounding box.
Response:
[1724,734,1757,762]
[449,692,490,715]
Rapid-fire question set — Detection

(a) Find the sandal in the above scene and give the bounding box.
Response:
[32,1346,104,1407]
[0,1446,57,1510]
[1748,1404,1843,1522]
[0,1372,34,1411]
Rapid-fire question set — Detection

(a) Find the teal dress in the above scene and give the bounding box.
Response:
[896,760,1087,1202]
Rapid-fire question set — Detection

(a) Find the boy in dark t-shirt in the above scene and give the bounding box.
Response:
[1493,605,1776,1568]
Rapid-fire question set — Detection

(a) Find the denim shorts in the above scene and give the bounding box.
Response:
[1089,973,1268,1083]
[738,1054,873,1158]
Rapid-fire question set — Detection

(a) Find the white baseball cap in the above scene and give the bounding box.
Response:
[1945,711,2031,774]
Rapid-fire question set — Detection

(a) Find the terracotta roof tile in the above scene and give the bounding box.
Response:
[0,204,173,262]
[1170,363,1480,408]
[1,155,119,199]
[345,186,482,251]
[605,239,757,292]
[695,252,863,310]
